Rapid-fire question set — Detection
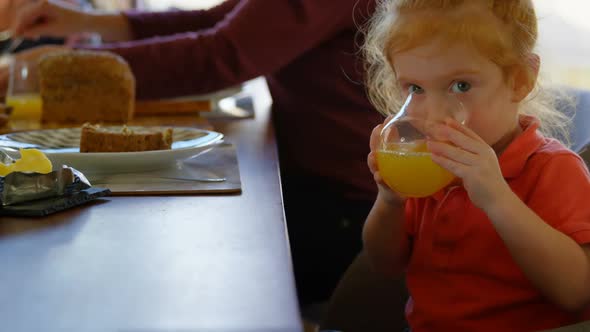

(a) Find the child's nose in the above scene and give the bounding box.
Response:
[423,94,451,124]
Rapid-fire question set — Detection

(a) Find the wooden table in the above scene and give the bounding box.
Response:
[0,79,303,332]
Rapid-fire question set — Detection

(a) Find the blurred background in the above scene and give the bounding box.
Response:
[535,0,590,90]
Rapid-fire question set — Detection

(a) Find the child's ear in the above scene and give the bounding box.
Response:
[510,53,540,102]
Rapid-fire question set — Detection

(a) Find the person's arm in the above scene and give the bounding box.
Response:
[484,156,590,312]
[11,0,240,42]
[363,124,412,276]
[362,195,411,276]
[123,0,240,40]
[81,0,372,99]
[12,0,132,42]
[429,121,590,312]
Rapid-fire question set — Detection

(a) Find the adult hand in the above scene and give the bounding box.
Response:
[12,0,132,42]
[11,0,90,38]
[0,0,29,32]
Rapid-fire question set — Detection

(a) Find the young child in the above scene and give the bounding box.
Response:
[362,1,590,331]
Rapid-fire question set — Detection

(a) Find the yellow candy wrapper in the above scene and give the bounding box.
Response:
[0,149,53,176]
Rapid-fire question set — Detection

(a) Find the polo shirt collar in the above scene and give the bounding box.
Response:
[498,115,545,179]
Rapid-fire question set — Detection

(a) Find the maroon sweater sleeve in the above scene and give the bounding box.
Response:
[123,0,240,39]
[85,0,361,99]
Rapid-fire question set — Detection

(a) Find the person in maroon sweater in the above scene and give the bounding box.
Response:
[6,0,382,306]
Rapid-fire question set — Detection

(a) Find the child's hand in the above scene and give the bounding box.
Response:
[427,119,511,210]
[368,122,405,206]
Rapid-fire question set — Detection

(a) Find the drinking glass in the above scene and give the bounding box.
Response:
[6,57,42,121]
[377,93,468,197]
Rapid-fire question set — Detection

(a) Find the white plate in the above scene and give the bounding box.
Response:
[0,126,224,173]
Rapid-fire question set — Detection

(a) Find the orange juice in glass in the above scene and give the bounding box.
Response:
[6,94,43,120]
[377,93,466,197]
[377,141,455,197]
[7,57,42,121]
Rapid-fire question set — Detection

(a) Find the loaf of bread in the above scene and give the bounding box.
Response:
[79,123,173,153]
[39,50,135,123]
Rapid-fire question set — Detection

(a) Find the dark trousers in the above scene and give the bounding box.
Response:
[281,174,374,306]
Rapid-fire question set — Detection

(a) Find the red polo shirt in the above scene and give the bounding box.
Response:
[404,116,590,331]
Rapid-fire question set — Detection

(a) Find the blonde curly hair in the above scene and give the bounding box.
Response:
[363,0,572,144]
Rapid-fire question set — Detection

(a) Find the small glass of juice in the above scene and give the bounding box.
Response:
[6,57,42,121]
[376,93,468,197]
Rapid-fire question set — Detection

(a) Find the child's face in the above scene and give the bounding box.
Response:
[391,38,522,148]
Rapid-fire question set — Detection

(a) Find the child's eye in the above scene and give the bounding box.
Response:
[450,81,471,93]
[408,84,424,94]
